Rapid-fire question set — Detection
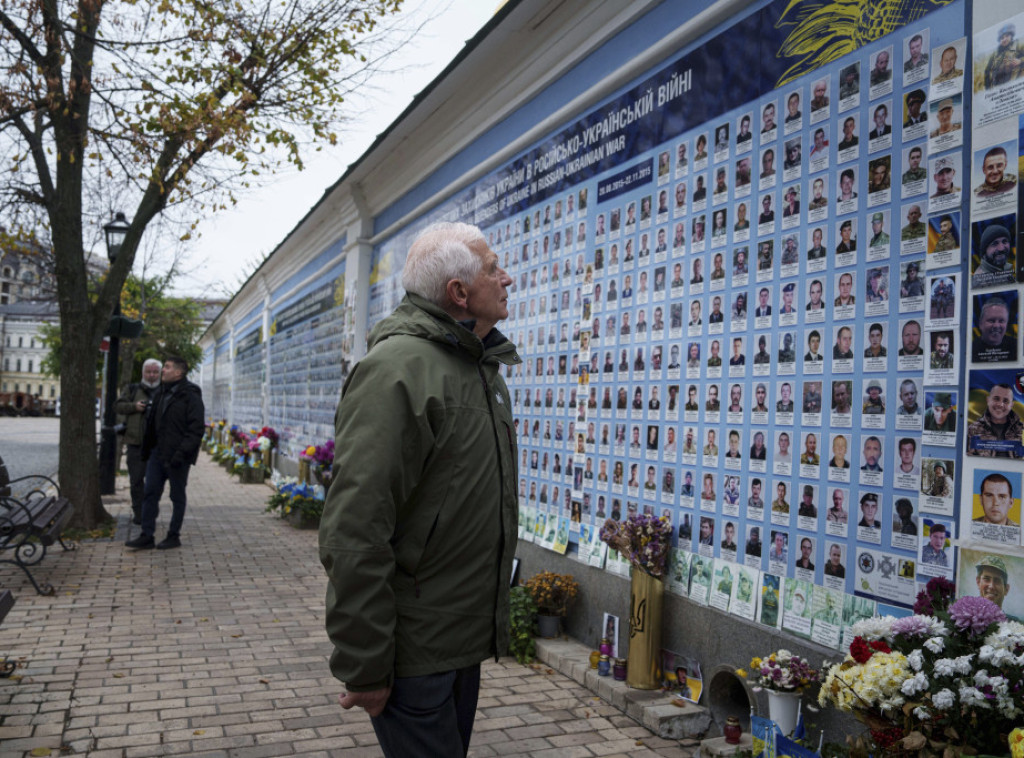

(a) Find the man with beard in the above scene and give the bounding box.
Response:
[973,146,1016,199]
[901,262,924,298]
[901,204,926,241]
[971,224,1014,287]
[983,24,1024,88]
[930,332,954,369]
[924,393,956,433]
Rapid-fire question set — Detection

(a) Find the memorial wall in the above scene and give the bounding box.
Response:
[365,0,1024,644]
[201,0,1024,654]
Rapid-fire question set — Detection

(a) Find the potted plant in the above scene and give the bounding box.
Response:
[523,571,578,638]
[819,576,1024,757]
[508,585,538,664]
[599,513,672,688]
[743,649,818,736]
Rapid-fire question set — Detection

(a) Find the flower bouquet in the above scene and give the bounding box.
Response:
[599,513,673,578]
[265,476,324,528]
[599,514,673,689]
[819,577,1024,757]
[746,649,819,693]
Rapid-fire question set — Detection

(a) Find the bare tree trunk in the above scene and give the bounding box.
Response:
[59,318,112,529]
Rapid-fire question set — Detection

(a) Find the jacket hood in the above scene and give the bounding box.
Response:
[369,294,520,365]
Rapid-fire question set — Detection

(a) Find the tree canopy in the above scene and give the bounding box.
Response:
[0,0,406,526]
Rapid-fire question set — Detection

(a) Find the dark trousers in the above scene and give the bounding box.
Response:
[370,663,481,758]
[139,456,191,539]
[124,444,146,517]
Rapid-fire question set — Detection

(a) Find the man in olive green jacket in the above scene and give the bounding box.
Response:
[114,358,161,524]
[319,222,519,757]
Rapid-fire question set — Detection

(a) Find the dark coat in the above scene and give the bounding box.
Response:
[141,379,205,466]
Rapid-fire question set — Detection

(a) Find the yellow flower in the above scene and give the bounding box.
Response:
[751,657,762,669]
[1010,728,1024,758]
[736,669,747,679]
[304,445,316,456]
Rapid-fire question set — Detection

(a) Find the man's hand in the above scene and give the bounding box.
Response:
[135,400,148,412]
[338,687,391,718]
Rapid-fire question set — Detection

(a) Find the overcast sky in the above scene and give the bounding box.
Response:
[169,0,497,297]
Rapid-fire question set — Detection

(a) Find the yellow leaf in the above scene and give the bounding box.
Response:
[30,749,52,757]
[113,673,124,678]
[193,730,205,735]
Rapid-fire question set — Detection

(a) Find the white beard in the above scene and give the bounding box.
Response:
[141,379,160,389]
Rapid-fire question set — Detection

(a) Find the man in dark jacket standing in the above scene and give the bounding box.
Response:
[319,222,518,757]
[125,356,205,550]
[114,358,162,525]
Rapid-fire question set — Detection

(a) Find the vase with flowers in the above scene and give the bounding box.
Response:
[743,649,819,735]
[599,513,672,688]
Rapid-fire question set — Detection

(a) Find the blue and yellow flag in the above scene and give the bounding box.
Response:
[776,734,820,758]
[750,714,778,758]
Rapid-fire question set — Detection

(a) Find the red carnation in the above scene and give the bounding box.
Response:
[869,639,891,654]
[850,637,873,663]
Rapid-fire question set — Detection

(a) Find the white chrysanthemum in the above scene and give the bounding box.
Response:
[933,658,955,677]
[850,616,895,641]
[985,621,1024,652]
[953,655,974,675]
[932,688,956,710]
[913,706,932,720]
[924,636,945,653]
[958,686,991,708]
[900,671,928,696]
[907,649,924,672]
[979,644,996,663]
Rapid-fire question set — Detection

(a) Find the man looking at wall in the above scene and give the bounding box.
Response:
[319,222,519,757]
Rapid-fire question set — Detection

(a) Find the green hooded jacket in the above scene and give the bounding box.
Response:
[319,293,520,692]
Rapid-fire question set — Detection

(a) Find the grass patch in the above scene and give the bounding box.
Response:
[63,519,117,541]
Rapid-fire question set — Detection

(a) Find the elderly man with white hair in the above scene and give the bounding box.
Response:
[114,358,163,524]
[319,222,520,757]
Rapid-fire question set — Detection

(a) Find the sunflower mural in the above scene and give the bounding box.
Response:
[773,0,955,87]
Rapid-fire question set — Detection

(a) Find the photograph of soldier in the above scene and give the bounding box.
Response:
[971,291,1018,363]
[863,323,887,359]
[868,159,891,196]
[899,319,924,356]
[981,21,1024,89]
[858,493,881,528]
[957,549,1023,622]
[972,145,1017,206]
[928,96,962,141]
[973,471,1020,527]
[809,128,828,161]
[901,203,926,242]
[928,276,956,321]
[896,377,922,419]
[834,271,856,307]
[784,90,801,125]
[865,267,888,307]
[694,134,708,163]
[931,42,963,85]
[802,380,822,414]
[837,116,859,151]
[736,157,752,190]
[920,521,949,568]
[924,391,956,433]
[839,62,860,100]
[778,331,796,363]
[829,433,851,468]
[929,330,955,369]
[900,261,925,299]
[929,213,960,256]
[757,240,773,273]
[806,279,825,313]
[835,220,856,255]
[903,88,927,127]
[752,383,769,414]
[905,31,930,78]
[970,218,1015,288]
[870,47,892,85]
[922,459,953,500]
[810,78,829,112]
[761,101,777,135]
[966,372,1024,458]
[783,138,801,171]
[862,379,885,415]
[893,496,917,535]
[929,155,961,202]
[736,112,753,146]
[753,334,770,366]
[832,325,854,359]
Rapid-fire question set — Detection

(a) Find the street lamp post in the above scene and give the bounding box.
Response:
[98,212,130,495]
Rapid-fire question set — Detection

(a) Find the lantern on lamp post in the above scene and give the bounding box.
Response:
[98,212,131,495]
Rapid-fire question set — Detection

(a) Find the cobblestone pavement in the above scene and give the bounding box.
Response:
[0,456,689,757]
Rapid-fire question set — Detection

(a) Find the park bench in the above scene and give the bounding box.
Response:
[0,589,14,676]
[0,455,76,596]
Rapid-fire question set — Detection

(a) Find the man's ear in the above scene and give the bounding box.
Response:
[446,278,468,311]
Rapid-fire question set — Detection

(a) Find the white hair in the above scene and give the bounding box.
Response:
[142,358,162,370]
[401,222,486,307]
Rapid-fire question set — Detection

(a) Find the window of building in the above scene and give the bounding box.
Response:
[16,359,21,372]
[50,386,56,398]
[18,336,23,347]
[28,360,33,373]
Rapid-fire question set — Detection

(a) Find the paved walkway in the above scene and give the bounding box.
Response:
[0,456,689,757]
